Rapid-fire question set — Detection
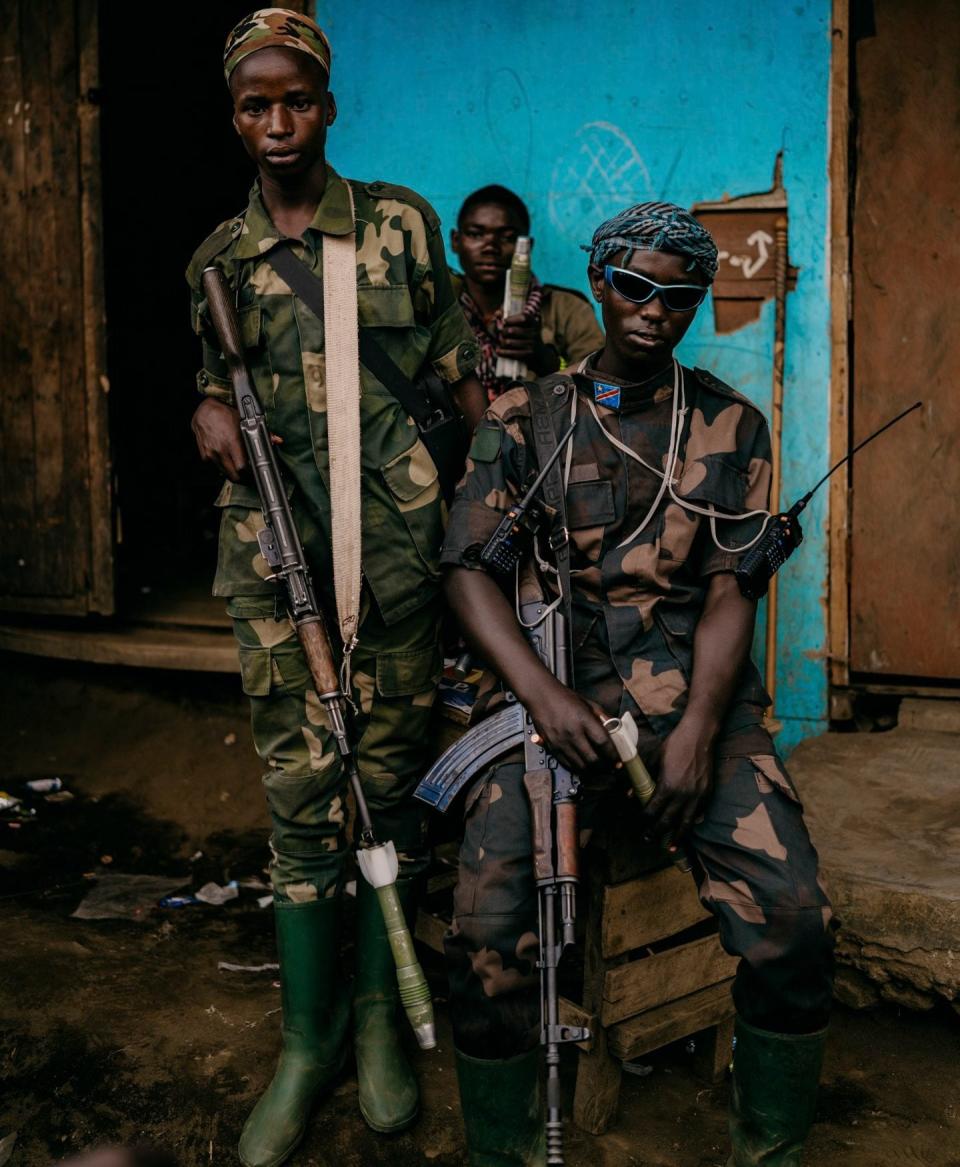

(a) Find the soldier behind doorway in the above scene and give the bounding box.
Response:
[450,185,605,400]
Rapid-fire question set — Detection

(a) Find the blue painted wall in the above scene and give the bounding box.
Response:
[325,0,833,753]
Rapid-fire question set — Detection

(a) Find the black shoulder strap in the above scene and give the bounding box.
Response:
[526,379,572,624]
[266,241,435,429]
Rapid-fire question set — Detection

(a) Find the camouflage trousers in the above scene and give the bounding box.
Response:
[445,699,835,1058]
[216,482,442,903]
[231,595,441,902]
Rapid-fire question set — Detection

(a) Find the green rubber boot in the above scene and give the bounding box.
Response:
[353,875,420,1132]
[727,1018,828,1166]
[455,1047,546,1166]
[238,897,350,1167]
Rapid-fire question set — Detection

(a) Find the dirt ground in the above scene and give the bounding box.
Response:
[3,654,959,1167]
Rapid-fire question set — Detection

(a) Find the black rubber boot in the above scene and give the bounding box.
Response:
[238,897,350,1167]
[728,1017,828,1166]
[455,1047,546,1166]
[353,875,420,1132]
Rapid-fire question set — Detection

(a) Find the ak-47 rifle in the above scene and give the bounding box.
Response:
[416,416,588,1165]
[202,267,436,1051]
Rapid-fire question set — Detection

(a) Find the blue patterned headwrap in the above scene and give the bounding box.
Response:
[583,201,719,283]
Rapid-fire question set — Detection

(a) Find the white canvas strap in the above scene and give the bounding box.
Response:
[321,186,362,684]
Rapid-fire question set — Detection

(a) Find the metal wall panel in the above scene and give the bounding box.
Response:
[850,0,960,679]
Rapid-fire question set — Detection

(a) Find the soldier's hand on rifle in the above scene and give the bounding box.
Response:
[191,398,281,482]
[645,716,715,847]
[498,314,560,376]
[526,680,616,773]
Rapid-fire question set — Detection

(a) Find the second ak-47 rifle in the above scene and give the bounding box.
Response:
[416,409,588,1165]
[202,267,436,1051]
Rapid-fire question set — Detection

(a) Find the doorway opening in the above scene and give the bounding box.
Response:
[98,1,255,628]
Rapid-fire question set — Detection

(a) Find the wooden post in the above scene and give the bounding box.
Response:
[572,863,623,1135]
[828,0,852,690]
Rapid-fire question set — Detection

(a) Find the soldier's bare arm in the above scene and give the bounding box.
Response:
[191,399,247,482]
[444,566,616,772]
[191,398,283,483]
[646,571,758,844]
[449,373,488,432]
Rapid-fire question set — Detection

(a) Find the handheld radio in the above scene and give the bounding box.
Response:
[736,401,923,600]
[479,421,576,577]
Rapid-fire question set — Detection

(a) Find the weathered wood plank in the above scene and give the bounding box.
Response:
[0,0,111,613]
[22,0,69,592]
[828,0,850,689]
[558,996,596,1053]
[573,863,623,1135]
[688,1005,737,1083]
[607,980,735,1061]
[414,910,448,955]
[0,622,238,672]
[46,0,86,590]
[601,865,709,958]
[78,0,114,614]
[0,1,37,595]
[601,934,738,1027]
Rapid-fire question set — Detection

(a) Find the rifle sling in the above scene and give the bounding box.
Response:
[266,240,437,432]
[526,378,573,655]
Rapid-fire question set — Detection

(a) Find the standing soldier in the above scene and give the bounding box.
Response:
[186,10,482,1166]
[440,204,835,1165]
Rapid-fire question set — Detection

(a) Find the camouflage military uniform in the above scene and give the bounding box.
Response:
[187,166,477,902]
[440,363,835,1057]
[450,272,605,370]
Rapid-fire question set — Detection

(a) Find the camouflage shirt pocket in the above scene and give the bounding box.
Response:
[236,302,279,410]
[677,455,748,514]
[567,479,616,566]
[358,284,417,329]
[381,439,445,574]
[652,603,695,682]
[751,753,803,807]
[358,286,431,386]
[566,480,616,528]
[375,641,443,698]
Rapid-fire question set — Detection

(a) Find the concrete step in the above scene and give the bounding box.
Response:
[790,727,960,1012]
[898,697,960,734]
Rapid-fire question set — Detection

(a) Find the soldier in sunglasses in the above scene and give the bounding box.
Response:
[440,202,835,1165]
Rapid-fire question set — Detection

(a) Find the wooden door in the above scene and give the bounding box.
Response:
[849,0,960,679]
[0,0,113,615]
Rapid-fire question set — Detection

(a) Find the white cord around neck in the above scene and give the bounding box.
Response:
[575,359,773,553]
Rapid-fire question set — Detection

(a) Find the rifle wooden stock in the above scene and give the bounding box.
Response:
[523,769,555,884]
[297,616,341,697]
[202,267,247,379]
[555,801,579,882]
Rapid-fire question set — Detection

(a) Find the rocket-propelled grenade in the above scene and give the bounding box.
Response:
[604,713,691,872]
[495,236,532,381]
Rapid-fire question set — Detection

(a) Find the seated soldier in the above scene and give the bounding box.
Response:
[450,184,604,400]
[440,203,836,1165]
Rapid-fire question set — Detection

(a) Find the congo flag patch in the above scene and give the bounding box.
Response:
[593,381,621,410]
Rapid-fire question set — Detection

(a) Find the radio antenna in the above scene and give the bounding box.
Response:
[791,400,922,516]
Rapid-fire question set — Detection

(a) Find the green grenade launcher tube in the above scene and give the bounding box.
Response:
[357,841,436,1050]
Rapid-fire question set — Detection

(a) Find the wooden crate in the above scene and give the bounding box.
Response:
[566,856,735,1136]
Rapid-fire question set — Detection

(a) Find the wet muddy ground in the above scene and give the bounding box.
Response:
[3,655,959,1166]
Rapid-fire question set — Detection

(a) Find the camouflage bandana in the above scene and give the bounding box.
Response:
[583,201,719,283]
[224,8,332,83]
